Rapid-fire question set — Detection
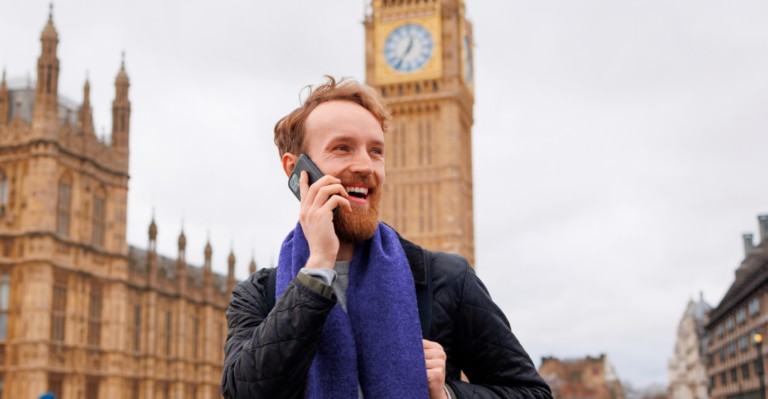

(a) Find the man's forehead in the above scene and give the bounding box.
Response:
[305,101,384,142]
[306,100,375,123]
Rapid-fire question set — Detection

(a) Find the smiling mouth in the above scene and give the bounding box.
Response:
[345,186,370,200]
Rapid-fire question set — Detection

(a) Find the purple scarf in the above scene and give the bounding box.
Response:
[276,222,429,399]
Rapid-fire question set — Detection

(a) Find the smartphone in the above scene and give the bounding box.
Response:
[288,154,325,201]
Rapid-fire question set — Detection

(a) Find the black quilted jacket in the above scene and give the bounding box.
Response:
[221,237,553,399]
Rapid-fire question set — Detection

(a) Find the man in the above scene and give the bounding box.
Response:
[221,77,551,399]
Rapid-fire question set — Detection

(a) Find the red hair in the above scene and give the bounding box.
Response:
[273,76,391,157]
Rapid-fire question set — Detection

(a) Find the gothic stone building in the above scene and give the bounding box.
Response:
[0,12,237,399]
[365,0,477,266]
[705,215,768,399]
[539,354,624,399]
[668,294,713,399]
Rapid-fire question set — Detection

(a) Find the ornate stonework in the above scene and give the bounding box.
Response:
[364,0,476,265]
[0,12,235,399]
[668,294,712,399]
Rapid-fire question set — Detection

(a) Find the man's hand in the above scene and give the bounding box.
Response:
[298,171,351,270]
[423,339,448,399]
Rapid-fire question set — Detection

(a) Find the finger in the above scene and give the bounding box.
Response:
[305,174,344,199]
[302,174,340,204]
[327,194,352,213]
[422,340,446,359]
[312,184,348,210]
[313,174,342,189]
[424,352,446,363]
[425,358,445,370]
[425,346,446,356]
[422,339,443,350]
[302,172,324,206]
[299,171,309,203]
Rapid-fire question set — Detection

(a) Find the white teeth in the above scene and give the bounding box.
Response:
[345,186,369,196]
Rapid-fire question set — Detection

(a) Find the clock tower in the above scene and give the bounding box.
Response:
[365,0,476,266]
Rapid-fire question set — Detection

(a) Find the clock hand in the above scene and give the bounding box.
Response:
[394,58,404,70]
[402,37,415,59]
[393,37,414,70]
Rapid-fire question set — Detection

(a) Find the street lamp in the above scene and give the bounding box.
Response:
[755,333,765,399]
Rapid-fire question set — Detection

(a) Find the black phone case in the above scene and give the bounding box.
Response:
[288,154,324,201]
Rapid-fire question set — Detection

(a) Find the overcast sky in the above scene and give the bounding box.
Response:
[2,0,767,388]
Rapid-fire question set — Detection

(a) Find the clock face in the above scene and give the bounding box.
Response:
[384,24,434,73]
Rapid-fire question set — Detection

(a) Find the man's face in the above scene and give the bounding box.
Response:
[303,100,386,243]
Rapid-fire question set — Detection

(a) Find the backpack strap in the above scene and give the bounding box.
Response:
[416,247,433,339]
[266,267,277,313]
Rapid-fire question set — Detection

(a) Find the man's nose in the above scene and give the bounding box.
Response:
[349,150,373,175]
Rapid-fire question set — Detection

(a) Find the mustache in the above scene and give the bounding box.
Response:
[340,175,378,190]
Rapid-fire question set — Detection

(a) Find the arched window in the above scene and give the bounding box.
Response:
[91,189,106,248]
[56,176,72,237]
[51,271,67,342]
[0,271,10,340]
[0,170,8,215]
[165,310,172,357]
[87,281,102,347]
[132,299,142,353]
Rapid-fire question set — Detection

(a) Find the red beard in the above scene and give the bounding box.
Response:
[333,176,380,244]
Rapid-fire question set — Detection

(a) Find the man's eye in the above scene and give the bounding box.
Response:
[371,148,384,156]
[334,146,349,152]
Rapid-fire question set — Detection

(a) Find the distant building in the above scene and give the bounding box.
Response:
[705,215,768,399]
[0,10,241,399]
[539,354,625,399]
[668,293,713,399]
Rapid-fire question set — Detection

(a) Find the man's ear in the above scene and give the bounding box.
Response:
[282,153,298,177]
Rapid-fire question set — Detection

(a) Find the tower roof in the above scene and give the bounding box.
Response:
[249,257,257,275]
[148,218,158,240]
[686,294,713,322]
[228,249,236,265]
[204,240,212,260]
[115,52,129,86]
[1,69,6,99]
[41,5,58,41]
[708,239,768,326]
[178,229,187,249]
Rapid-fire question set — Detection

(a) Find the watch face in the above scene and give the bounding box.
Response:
[384,24,434,73]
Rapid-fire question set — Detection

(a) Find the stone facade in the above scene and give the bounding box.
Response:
[539,354,625,399]
[364,0,476,266]
[668,294,712,399]
[0,11,237,399]
[705,215,768,399]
